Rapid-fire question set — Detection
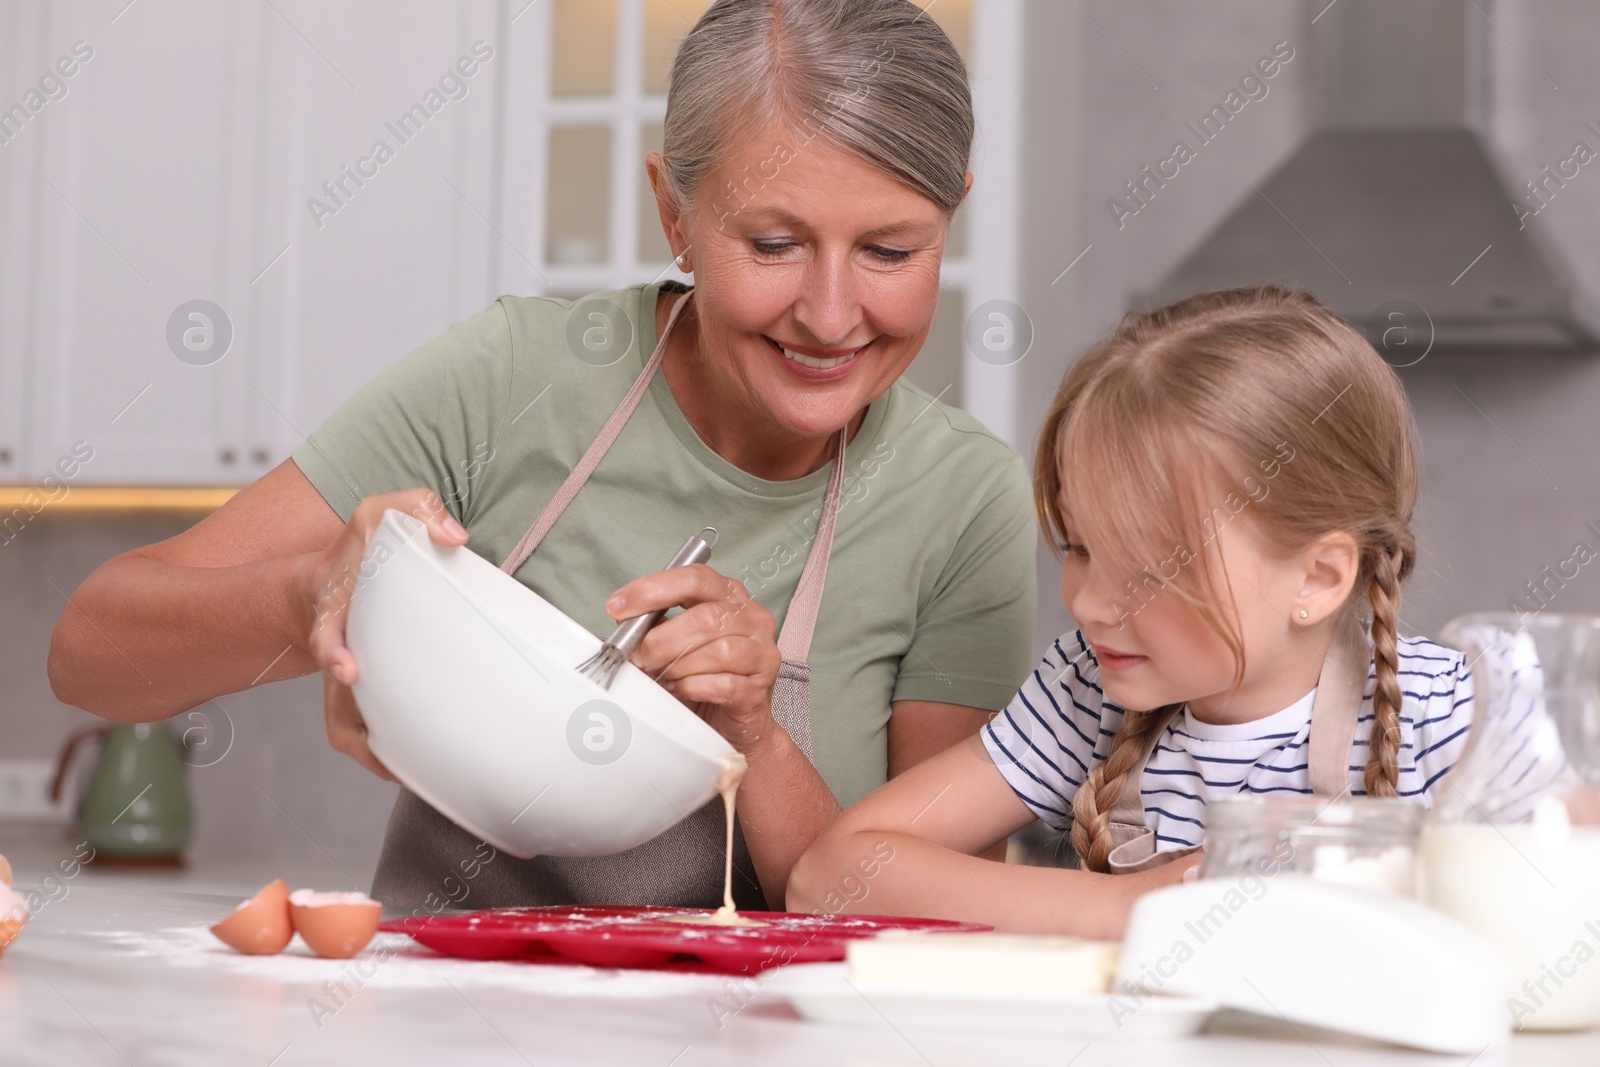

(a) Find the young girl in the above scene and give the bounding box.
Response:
[789,286,1564,938]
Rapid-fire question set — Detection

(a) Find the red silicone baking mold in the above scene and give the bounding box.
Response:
[381,905,991,974]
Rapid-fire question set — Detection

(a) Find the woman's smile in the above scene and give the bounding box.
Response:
[763,334,873,382]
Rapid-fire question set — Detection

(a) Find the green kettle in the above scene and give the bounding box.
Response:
[50,723,191,861]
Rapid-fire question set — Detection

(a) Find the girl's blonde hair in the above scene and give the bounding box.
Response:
[1035,287,1419,873]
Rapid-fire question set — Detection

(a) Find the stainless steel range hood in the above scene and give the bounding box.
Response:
[1145,0,1600,352]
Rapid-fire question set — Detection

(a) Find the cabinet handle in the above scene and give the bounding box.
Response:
[252,448,270,465]
[0,448,11,464]
[219,448,236,466]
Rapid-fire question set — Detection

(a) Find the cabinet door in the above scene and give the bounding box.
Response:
[24,0,262,485]
[18,0,500,487]
[0,2,53,483]
[247,1,500,477]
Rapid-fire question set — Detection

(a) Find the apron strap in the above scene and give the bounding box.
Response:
[1101,703,1188,874]
[1307,620,1371,799]
[776,427,847,663]
[499,290,697,576]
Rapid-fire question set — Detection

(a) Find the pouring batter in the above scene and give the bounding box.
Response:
[661,752,769,927]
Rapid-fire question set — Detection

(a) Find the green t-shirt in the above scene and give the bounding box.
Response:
[292,281,1035,808]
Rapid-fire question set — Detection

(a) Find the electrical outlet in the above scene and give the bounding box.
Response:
[0,760,71,823]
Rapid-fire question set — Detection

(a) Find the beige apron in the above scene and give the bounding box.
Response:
[371,289,846,910]
[1099,623,1370,874]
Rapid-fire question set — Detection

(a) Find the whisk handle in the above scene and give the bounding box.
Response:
[604,528,718,656]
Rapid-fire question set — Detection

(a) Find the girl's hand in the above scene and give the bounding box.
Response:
[604,565,782,756]
[1142,851,1204,887]
[1111,850,1201,927]
[291,489,470,780]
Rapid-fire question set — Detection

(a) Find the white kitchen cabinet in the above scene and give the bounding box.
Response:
[245,1,500,470]
[3,0,500,487]
[16,1,258,485]
[0,2,56,483]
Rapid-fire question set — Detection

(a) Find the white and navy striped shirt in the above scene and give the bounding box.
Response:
[981,628,1566,851]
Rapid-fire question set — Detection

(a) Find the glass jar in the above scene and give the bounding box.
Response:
[1423,612,1600,1032]
[1433,613,1600,819]
[1200,795,1426,897]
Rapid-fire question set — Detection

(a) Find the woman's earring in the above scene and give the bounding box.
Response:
[1298,609,1310,619]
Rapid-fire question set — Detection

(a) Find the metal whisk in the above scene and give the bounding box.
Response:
[576,527,719,689]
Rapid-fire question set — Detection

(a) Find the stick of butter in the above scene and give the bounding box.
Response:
[846,932,1120,996]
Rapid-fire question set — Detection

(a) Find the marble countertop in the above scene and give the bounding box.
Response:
[2,845,1598,1066]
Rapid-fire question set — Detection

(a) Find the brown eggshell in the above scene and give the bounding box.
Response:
[0,917,22,956]
[0,852,12,886]
[210,879,293,955]
[289,890,382,959]
[0,883,28,956]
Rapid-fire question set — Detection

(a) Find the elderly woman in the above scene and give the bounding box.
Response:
[48,0,1034,911]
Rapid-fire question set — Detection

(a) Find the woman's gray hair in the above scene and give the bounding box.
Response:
[661,0,973,218]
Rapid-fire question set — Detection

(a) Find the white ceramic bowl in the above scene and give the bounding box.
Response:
[345,509,735,859]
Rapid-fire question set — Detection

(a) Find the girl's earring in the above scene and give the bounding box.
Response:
[1298,609,1310,620]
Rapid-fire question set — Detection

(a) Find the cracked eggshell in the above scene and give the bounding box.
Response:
[0,882,28,956]
[289,889,382,959]
[210,879,293,955]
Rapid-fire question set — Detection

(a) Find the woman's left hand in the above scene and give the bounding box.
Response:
[603,565,783,756]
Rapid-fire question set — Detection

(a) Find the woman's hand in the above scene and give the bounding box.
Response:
[603,565,782,756]
[290,489,470,780]
[608,564,832,907]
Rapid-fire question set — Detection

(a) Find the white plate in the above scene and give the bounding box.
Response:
[765,963,1217,1040]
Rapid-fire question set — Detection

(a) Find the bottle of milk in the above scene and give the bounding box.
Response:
[1425,613,1600,1033]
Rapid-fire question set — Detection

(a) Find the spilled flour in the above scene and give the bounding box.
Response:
[91,925,735,998]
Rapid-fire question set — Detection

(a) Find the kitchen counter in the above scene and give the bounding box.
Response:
[2,848,1598,1066]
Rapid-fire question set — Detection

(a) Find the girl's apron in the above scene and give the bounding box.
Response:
[371,289,846,910]
[1099,623,1370,873]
